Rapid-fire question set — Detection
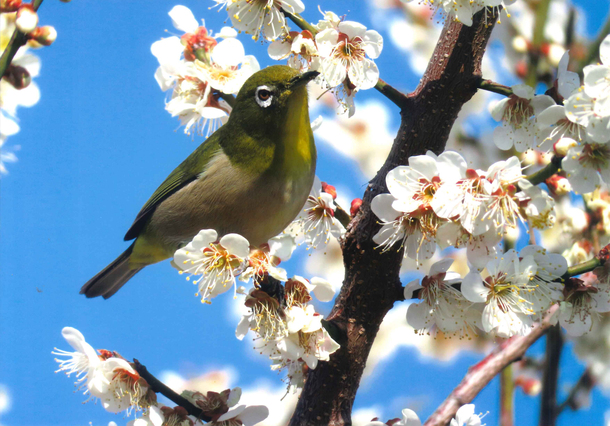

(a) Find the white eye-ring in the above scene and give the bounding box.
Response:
[255,85,274,108]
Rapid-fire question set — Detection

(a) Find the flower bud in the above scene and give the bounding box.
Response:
[4,64,31,89]
[0,0,22,13]
[28,25,57,46]
[350,198,362,217]
[546,175,572,195]
[511,35,529,53]
[553,137,576,157]
[15,5,38,34]
[321,182,336,199]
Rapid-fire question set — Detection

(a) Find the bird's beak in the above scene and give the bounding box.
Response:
[288,70,320,88]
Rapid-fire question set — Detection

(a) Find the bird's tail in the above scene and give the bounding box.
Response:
[80,243,143,299]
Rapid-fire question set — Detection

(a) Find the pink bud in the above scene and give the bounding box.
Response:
[16,5,38,34]
[553,137,575,157]
[29,25,57,46]
[321,182,337,199]
[0,0,22,13]
[546,175,571,195]
[350,198,362,217]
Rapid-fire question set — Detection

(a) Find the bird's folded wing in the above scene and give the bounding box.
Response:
[124,138,221,241]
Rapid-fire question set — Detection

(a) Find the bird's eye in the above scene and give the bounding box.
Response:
[255,86,274,108]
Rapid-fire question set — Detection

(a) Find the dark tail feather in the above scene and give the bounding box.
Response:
[80,243,143,299]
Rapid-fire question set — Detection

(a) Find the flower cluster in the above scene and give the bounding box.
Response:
[289,176,346,250]
[237,276,339,392]
[54,327,269,425]
[53,327,156,415]
[152,6,259,137]
[560,37,610,193]
[400,0,513,27]
[462,245,567,338]
[372,150,555,267]
[364,404,483,426]
[217,3,384,115]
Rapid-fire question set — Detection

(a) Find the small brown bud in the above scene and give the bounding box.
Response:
[4,64,31,89]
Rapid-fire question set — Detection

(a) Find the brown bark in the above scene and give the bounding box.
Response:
[289,9,499,426]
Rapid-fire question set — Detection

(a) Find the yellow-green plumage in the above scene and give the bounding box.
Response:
[81,66,317,298]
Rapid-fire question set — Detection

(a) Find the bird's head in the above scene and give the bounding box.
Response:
[229,65,319,136]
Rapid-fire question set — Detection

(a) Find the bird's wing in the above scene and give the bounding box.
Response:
[124,137,222,241]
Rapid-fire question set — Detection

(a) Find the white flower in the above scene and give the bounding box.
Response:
[565,88,610,143]
[268,30,320,72]
[405,259,478,336]
[226,0,304,41]
[562,141,610,193]
[462,250,538,338]
[557,50,580,99]
[316,21,383,90]
[559,276,610,336]
[516,179,556,230]
[173,229,250,303]
[491,84,555,152]
[127,406,164,426]
[214,404,269,426]
[583,34,610,117]
[296,176,345,249]
[53,327,150,414]
[53,327,102,395]
[536,105,587,151]
[168,5,200,33]
[436,222,501,270]
[518,245,566,315]
[450,404,483,426]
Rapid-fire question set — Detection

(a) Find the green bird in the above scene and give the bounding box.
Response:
[81,66,318,299]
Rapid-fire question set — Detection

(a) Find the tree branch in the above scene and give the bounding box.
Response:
[521,155,563,187]
[289,9,499,426]
[424,306,558,426]
[526,0,552,87]
[500,364,515,426]
[0,0,45,78]
[478,79,513,97]
[133,359,211,422]
[557,368,595,414]
[539,324,563,426]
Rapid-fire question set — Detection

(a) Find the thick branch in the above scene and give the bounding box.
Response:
[424,306,558,426]
[289,9,499,426]
[0,0,45,78]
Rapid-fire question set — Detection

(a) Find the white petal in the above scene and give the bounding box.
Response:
[310,277,336,302]
[461,271,488,302]
[401,408,422,426]
[363,30,383,59]
[371,193,400,222]
[220,233,251,258]
[237,405,269,426]
[337,21,367,39]
[406,302,431,330]
[213,38,246,68]
[429,258,454,275]
[168,5,199,34]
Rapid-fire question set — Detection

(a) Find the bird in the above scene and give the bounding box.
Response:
[81,65,319,299]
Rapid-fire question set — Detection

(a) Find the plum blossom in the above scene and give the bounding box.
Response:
[583,34,610,117]
[152,6,259,137]
[462,250,539,338]
[405,259,478,336]
[268,30,320,72]
[372,151,465,263]
[516,179,557,231]
[559,274,610,336]
[172,229,250,303]
[315,20,383,91]
[240,234,296,282]
[53,327,154,414]
[222,0,305,41]
[436,222,501,270]
[565,88,610,144]
[294,176,345,249]
[491,84,555,152]
[562,141,610,193]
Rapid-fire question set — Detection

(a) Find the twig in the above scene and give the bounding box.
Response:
[521,155,563,187]
[478,79,513,97]
[282,9,317,35]
[374,78,410,109]
[423,306,558,426]
[133,359,211,421]
[564,257,602,279]
[539,324,563,426]
[557,368,595,413]
[0,0,45,78]
[500,364,514,426]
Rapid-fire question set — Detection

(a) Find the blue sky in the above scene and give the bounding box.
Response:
[1,0,610,425]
